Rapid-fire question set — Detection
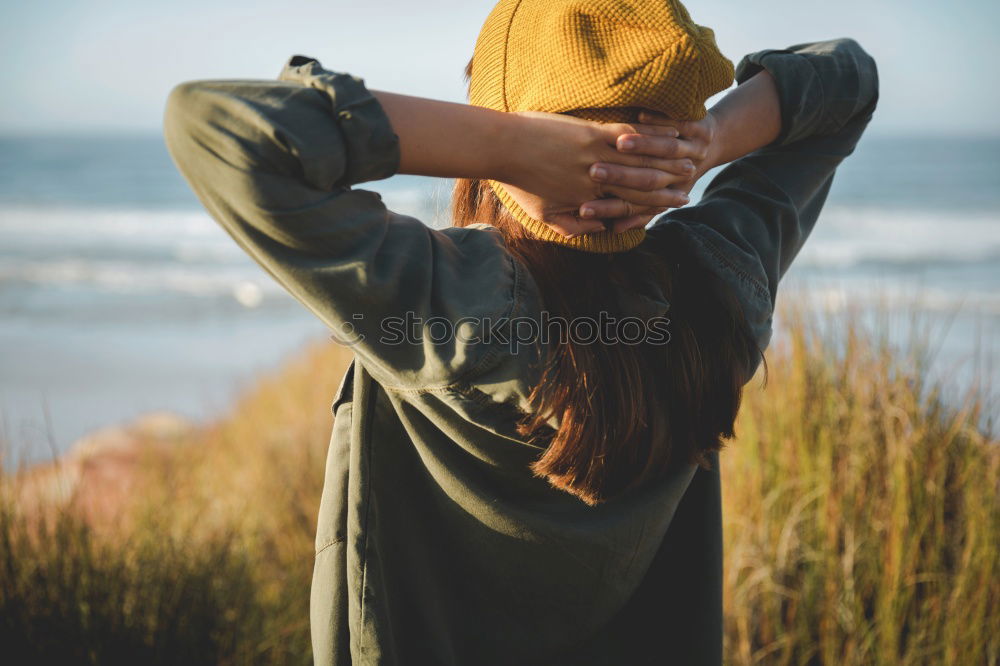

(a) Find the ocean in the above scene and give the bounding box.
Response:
[1,134,997,462]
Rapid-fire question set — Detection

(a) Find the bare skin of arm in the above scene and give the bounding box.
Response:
[581,69,783,227]
[371,90,698,237]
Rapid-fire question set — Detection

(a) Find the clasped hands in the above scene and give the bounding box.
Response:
[498,110,717,238]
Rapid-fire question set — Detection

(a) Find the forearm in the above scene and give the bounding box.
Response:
[372,90,516,182]
[705,70,782,169]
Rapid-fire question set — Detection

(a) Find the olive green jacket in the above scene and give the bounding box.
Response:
[164,38,878,666]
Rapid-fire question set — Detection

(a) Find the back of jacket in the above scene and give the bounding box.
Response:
[164,37,878,665]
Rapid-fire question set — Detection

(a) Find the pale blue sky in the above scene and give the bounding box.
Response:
[1,0,997,136]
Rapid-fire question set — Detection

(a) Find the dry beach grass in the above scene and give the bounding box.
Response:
[1,302,997,665]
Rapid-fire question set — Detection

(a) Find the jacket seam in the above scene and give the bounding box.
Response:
[355,368,377,658]
[316,535,346,556]
[685,228,771,305]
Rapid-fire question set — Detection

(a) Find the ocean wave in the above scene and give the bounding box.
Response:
[0,205,216,236]
[1,203,998,301]
[0,190,447,242]
[794,206,1000,268]
[0,257,283,302]
[781,281,1000,317]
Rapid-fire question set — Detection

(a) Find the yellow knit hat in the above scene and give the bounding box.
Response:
[469,0,734,253]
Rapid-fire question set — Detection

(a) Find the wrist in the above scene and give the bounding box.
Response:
[700,110,725,172]
[488,110,532,187]
[706,70,781,167]
[705,102,746,168]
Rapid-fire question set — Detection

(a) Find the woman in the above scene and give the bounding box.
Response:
[164,0,878,663]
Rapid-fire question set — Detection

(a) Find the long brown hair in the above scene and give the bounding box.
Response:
[453,60,764,506]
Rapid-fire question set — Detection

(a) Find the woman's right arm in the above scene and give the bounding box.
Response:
[672,37,880,310]
[586,38,879,356]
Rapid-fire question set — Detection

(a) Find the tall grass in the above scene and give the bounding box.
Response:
[0,341,351,664]
[0,505,261,665]
[1,304,996,664]
[723,301,998,665]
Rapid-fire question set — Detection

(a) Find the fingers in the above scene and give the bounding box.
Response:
[609,213,661,234]
[542,213,609,238]
[591,184,690,209]
[615,133,707,161]
[636,111,707,139]
[577,197,667,224]
[599,122,678,144]
[636,110,676,126]
[590,160,695,190]
[573,201,663,237]
[605,119,698,140]
[588,162,695,207]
